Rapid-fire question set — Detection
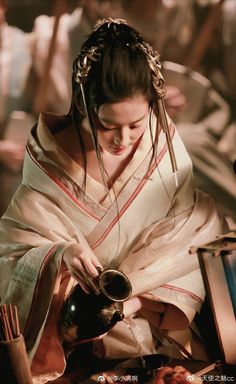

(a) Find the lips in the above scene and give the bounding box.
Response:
[113,146,128,154]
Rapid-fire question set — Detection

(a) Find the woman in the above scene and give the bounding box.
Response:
[0,19,227,382]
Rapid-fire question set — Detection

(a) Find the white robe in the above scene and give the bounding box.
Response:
[0,113,228,382]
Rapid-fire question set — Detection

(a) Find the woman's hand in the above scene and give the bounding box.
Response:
[63,242,103,294]
[123,296,167,327]
[123,297,142,317]
[139,297,167,328]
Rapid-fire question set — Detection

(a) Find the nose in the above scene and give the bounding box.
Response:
[117,126,130,147]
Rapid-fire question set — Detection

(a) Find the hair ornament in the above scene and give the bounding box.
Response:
[135,41,178,184]
[135,41,165,99]
[94,18,127,30]
[72,18,178,186]
[75,45,103,84]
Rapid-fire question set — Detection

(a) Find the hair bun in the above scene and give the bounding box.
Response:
[94,18,127,31]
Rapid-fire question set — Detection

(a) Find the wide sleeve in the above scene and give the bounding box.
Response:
[119,189,228,298]
[0,184,86,357]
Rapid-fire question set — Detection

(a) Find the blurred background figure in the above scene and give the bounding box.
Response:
[0,0,33,215]
[0,0,125,215]
[26,0,124,115]
[122,0,236,225]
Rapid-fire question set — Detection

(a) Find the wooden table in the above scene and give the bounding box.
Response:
[50,349,236,383]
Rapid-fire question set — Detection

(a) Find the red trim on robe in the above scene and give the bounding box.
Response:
[26,144,100,221]
[159,284,203,303]
[90,124,176,248]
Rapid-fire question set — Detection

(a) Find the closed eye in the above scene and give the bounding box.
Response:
[99,124,141,131]
[98,124,117,131]
[130,124,141,129]
[98,113,148,131]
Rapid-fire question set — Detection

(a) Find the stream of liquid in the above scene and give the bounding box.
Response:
[122,318,147,368]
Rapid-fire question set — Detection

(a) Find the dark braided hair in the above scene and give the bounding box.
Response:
[71,19,165,117]
[68,19,172,195]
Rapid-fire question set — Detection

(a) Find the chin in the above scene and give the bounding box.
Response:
[114,150,128,156]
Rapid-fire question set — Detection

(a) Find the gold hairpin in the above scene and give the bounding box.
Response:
[75,45,103,84]
[94,18,127,30]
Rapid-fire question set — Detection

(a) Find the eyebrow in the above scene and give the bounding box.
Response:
[99,113,147,125]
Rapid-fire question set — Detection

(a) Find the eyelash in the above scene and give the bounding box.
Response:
[100,125,140,131]
[100,126,116,131]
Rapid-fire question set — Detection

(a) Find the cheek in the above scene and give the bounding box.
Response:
[97,131,114,145]
[135,126,146,139]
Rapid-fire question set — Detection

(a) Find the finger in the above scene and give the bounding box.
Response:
[82,256,103,277]
[73,250,101,277]
[72,267,100,295]
[70,272,91,294]
[80,269,100,295]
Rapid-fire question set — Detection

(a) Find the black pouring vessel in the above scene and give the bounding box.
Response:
[59,269,132,346]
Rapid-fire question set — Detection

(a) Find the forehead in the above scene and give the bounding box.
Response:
[97,96,149,123]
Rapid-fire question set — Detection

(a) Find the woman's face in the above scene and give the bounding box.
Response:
[95,95,150,156]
